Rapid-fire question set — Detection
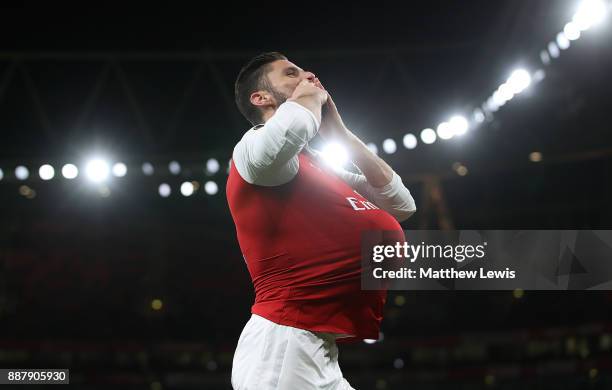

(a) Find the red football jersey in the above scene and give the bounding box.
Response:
[226,150,404,342]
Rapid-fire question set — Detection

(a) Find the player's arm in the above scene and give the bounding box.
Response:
[312,81,416,221]
[331,123,416,223]
[232,80,327,186]
[329,151,417,223]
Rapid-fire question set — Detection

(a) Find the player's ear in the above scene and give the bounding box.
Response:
[250,91,272,108]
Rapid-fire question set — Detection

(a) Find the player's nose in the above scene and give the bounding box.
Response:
[303,71,316,82]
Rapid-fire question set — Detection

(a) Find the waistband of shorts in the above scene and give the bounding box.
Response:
[250,314,351,341]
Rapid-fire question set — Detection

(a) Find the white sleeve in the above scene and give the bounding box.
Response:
[334,167,417,223]
[232,101,320,186]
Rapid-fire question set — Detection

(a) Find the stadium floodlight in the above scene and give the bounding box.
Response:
[180,181,194,197]
[548,41,560,58]
[62,164,79,179]
[394,358,405,369]
[204,181,218,195]
[486,96,500,112]
[159,183,171,197]
[39,164,55,180]
[563,21,581,40]
[573,0,607,31]
[142,162,154,176]
[540,50,551,65]
[168,161,181,175]
[420,128,437,144]
[556,32,571,50]
[498,83,514,102]
[402,134,417,149]
[492,90,507,107]
[436,122,454,140]
[507,69,531,94]
[533,69,546,83]
[15,166,29,181]
[449,115,469,136]
[366,142,378,155]
[206,158,220,174]
[112,162,127,177]
[382,138,397,154]
[473,108,485,124]
[85,159,110,182]
[321,142,349,167]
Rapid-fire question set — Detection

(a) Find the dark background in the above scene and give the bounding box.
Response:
[1,1,612,389]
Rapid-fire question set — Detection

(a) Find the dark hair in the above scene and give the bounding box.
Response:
[234,52,287,126]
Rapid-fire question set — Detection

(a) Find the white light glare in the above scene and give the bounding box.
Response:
[507,69,531,94]
[437,122,454,140]
[449,115,469,136]
[159,183,171,197]
[204,181,218,195]
[39,164,55,180]
[540,50,551,65]
[169,161,181,175]
[473,109,485,124]
[180,182,194,197]
[548,41,560,58]
[62,164,79,179]
[486,96,500,112]
[206,158,220,174]
[321,143,349,168]
[382,138,397,154]
[492,90,507,108]
[498,83,514,102]
[0,168,3,181]
[85,159,110,182]
[533,69,546,83]
[563,22,581,40]
[403,134,417,150]
[15,166,29,180]
[420,128,437,144]
[573,0,607,31]
[112,162,127,177]
[556,32,571,50]
[142,162,154,176]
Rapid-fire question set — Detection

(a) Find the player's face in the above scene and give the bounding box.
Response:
[265,59,316,106]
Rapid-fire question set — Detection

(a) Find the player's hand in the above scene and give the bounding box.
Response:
[313,78,349,140]
[289,79,328,106]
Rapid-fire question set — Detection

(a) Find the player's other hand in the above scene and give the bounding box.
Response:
[312,78,349,140]
[289,79,328,106]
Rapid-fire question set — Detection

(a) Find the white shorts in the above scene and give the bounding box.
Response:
[231,314,356,390]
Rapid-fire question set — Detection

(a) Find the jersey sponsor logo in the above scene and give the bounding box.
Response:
[346,196,380,211]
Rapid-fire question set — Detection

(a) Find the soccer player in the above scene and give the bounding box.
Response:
[227,52,416,389]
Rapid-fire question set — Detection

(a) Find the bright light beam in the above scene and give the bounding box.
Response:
[449,116,469,136]
[39,164,55,180]
[573,0,607,31]
[507,69,531,94]
[85,159,110,182]
[321,143,349,168]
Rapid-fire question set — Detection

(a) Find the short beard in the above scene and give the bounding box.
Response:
[268,86,289,107]
[261,75,289,107]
